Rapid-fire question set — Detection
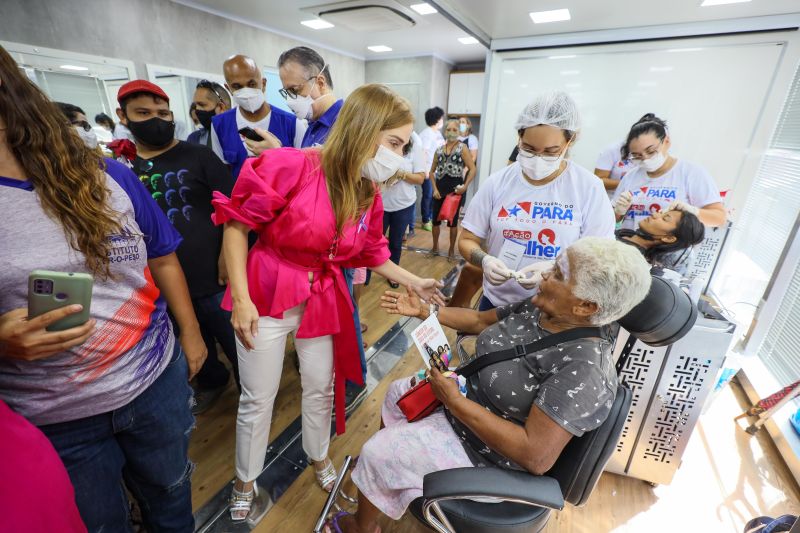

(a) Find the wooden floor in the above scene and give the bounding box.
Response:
[188,229,457,510]
[191,227,800,532]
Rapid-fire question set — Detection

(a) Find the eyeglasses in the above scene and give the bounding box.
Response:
[196,79,227,104]
[71,120,91,132]
[517,146,565,163]
[628,141,663,161]
[279,64,327,100]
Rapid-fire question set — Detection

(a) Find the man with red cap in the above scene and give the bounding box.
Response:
[117,80,241,412]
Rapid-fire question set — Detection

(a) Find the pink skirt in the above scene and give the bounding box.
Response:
[350,378,475,520]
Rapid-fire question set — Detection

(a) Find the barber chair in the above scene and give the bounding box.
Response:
[315,275,696,533]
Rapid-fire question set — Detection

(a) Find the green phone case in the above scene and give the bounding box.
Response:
[28,270,93,332]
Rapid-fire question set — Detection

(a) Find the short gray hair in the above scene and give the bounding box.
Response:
[567,237,651,325]
[277,46,333,89]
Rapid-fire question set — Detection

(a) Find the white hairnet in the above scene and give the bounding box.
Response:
[514,91,581,132]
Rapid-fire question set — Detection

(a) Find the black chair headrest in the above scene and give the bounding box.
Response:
[616,275,697,347]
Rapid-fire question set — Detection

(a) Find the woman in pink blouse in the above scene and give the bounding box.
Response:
[213,84,444,521]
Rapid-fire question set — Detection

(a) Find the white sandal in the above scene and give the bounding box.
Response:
[229,482,257,521]
[314,459,337,492]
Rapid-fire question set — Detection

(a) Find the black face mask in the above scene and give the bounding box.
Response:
[195,109,216,130]
[127,116,175,148]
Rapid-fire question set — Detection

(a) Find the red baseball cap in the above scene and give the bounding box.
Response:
[117,79,170,105]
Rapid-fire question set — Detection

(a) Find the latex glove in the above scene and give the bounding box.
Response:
[514,260,555,289]
[613,191,633,216]
[482,255,514,286]
[667,200,700,216]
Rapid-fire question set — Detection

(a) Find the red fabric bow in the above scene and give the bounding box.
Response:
[108,139,137,162]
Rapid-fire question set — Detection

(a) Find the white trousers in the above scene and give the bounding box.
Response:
[235,303,334,482]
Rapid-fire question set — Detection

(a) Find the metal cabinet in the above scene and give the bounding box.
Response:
[607,308,736,485]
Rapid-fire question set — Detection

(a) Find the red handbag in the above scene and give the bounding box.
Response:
[437,193,461,225]
[396,379,441,422]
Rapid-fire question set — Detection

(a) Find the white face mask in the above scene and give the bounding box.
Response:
[641,151,666,172]
[517,148,566,181]
[233,87,266,113]
[286,93,314,121]
[76,126,98,149]
[362,144,406,183]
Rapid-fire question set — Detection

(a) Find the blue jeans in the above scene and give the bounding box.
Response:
[192,290,240,390]
[478,295,497,312]
[343,268,367,383]
[421,178,433,223]
[39,346,195,533]
[384,204,415,265]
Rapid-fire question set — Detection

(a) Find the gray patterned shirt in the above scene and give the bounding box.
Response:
[446,300,618,470]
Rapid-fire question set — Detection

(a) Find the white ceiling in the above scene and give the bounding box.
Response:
[446,0,800,40]
[171,0,488,64]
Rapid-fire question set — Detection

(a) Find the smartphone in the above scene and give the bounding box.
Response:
[28,270,93,332]
[238,127,264,142]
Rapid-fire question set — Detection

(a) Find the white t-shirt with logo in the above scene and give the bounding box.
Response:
[383,131,427,212]
[419,127,445,174]
[463,160,616,306]
[611,159,720,231]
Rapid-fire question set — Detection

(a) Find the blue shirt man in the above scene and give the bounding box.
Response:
[210,54,307,178]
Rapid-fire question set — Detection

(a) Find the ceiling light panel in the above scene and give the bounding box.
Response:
[368,45,393,53]
[530,9,571,24]
[410,3,437,15]
[301,19,334,30]
[458,36,479,45]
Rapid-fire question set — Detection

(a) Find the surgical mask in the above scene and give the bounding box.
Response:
[445,131,459,142]
[286,90,332,122]
[517,148,565,181]
[459,123,467,134]
[233,87,266,113]
[75,126,98,149]
[195,108,216,130]
[126,117,175,148]
[362,145,406,183]
[641,151,666,172]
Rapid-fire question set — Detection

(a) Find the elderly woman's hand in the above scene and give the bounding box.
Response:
[428,366,461,407]
[381,287,424,318]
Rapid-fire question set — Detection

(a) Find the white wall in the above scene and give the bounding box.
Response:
[2,0,365,98]
[365,56,453,130]
[478,34,791,213]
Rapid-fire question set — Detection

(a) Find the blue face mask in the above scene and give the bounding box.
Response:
[459,123,467,134]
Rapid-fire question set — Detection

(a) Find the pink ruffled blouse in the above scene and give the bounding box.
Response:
[212,148,390,433]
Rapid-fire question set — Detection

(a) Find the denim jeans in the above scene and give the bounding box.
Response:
[39,346,195,533]
[193,290,240,390]
[421,178,433,223]
[384,204,415,265]
[342,267,367,383]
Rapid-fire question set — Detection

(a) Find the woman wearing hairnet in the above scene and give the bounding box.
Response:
[458,91,616,310]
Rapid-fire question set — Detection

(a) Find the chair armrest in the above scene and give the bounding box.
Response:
[422,467,565,511]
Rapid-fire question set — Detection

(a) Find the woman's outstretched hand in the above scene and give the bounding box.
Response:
[380,287,423,318]
[410,278,446,306]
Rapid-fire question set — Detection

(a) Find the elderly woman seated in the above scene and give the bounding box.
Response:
[616,208,705,273]
[324,237,651,533]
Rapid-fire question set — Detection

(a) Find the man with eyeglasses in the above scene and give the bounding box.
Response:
[188,80,230,147]
[277,46,343,148]
[56,102,99,149]
[210,54,307,178]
